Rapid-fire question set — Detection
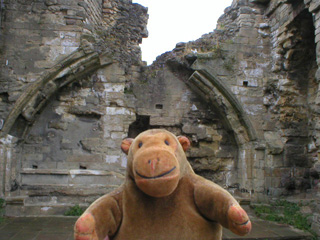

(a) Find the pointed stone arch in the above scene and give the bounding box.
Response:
[187,69,259,193]
[0,47,113,138]
[188,69,257,145]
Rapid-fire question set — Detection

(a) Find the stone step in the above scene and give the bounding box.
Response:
[13,168,255,217]
[5,203,80,217]
[18,183,117,210]
[0,216,313,240]
[5,168,127,216]
[20,183,118,196]
[5,198,252,217]
[5,195,93,217]
[23,193,100,206]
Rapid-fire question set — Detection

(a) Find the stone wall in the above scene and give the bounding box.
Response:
[262,0,318,197]
[0,0,147,124]
[0,0,83,120]
[0,0,147,215]
[144,0,320,199]
[131,63,239,186]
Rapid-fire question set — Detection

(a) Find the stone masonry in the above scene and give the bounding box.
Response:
[0,0,147,216]
[0,0,320,235]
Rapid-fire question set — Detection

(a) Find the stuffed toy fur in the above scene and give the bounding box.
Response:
[74,129,251,240]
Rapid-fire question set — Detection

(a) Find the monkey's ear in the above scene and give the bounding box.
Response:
[121,138,134,155]
[177,136,190,152]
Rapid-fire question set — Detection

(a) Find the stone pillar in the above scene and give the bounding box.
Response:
[306,1,320,235]
[237,143,255,194]
[312,212,320,237]
[0,135,18,198]
[98,63,137,168]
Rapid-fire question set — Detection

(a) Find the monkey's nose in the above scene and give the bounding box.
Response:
[148,158,160,172]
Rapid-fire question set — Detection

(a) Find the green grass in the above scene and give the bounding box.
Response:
[253,200,317,239]
[64,205,86,216]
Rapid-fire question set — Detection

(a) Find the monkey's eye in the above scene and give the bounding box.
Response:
[164,140,170,146]
[138,142,143,148]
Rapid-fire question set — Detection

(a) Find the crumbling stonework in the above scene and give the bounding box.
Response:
[0,0,320,233]
[0,0,146,215]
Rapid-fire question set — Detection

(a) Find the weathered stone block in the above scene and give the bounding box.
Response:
[68,171,124,185]
[104,123,124,132]
[187,145,216,158]
[182,124,205,136]
[106,107,134,116]
[111,132,125,140]
[98,64,126,83]
[45,0,57,6]
[316,32,320,44]
[103,83,125,93]
[57,162,79,169]
[36,161,58,169]
[150,117,178,126]
[304,0,312,5]
[24,154,44,162]
[105,155,120,164]
[315,11,320,24]
[21,174,68,185]
[67,154,104,162]
[60,139,76,150]
[239,7,254,14]
[234,36,249,45]
[48,120,68,130]
[264,132,284,155]
[314,162,320,172]
[250,0,270,3]
[68,106,104,117]
[311,213,320,235]
[309,1,320,13]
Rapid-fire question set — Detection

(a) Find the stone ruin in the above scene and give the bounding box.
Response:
[0,0,319,235]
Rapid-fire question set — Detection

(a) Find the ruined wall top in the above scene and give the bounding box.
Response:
[0,0,148,129]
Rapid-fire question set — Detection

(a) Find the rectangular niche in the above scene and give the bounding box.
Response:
[155,104,163,109]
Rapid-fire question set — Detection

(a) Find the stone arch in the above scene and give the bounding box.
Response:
[0,47,121,210]
[0,47,113,139]
[188,69,257,145]
[187,68,259,193]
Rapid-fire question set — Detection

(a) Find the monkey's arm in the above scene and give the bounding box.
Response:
[74,190,122,240]
[193,176,251,236]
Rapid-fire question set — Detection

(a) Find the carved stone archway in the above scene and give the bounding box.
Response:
[0,47,113,139]
[188,68,259,193]
[0,46,115,206]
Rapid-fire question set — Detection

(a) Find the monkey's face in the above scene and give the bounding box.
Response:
[121,130,190,198]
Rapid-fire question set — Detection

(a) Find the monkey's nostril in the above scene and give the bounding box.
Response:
[157,158,160,162]
[148,160,151,164]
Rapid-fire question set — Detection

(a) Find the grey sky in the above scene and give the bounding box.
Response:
[132,0,233,64]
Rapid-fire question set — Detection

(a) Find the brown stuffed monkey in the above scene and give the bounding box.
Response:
[74,129,251,240]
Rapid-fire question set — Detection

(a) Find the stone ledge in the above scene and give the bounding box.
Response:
[20,184,118,198]
[21,168,121,176]
[20,168,125,186]
[5,196,27,206]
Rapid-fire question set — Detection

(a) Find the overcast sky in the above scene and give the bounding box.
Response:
[132,0,233,64]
